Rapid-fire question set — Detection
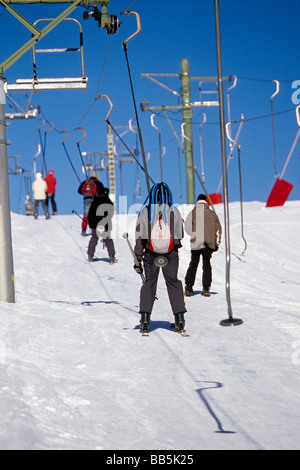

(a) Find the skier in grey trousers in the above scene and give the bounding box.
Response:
[134,182,186,333]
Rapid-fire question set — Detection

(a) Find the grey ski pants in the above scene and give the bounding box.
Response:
[34,199,50,218]
[139,250,186,315]
[87,228,115,258]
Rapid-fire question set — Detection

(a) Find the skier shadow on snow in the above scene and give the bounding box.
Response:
[133,320,174,333]
[89,257,112,263]
[193,290,218,296]
[196,382,236,434]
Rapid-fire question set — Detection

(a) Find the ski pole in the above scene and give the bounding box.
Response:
[122,232,145,283]
[72,209,84,222]
[123,232,158,301]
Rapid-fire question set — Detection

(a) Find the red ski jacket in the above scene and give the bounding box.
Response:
[44,171,57,194]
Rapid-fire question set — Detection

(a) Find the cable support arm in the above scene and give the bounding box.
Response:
[226,75,237,148]
[216,115,244,193]
[61,129,70,145]
[122,11,141,50]
[270,79,280,101]
[97,94,114,122]
[279,104,300,180]
[225,121,240,150]
[199,113,206,182]
[225,121,247,255]
[270,80,280,177]
[75,126,87,146]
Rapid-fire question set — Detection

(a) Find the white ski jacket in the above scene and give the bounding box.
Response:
[32,173,47,200]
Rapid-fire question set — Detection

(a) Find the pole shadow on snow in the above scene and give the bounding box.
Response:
[50,300,119,306]
[196,382,236,434]
[81,300,119,306]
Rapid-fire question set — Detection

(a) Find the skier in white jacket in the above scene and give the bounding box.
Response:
[32,173,50,220]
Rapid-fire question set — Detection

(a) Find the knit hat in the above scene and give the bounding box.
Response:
[197,193,207,202]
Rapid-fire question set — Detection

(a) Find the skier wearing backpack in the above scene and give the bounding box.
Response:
[184,194,222,297]
[134,182,186,334]
[77,172,103,236]
[87,184,117,264]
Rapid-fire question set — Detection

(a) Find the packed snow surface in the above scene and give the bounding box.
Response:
[1,201,300,450]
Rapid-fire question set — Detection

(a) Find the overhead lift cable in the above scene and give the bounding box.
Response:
[121,10,152,192]
[60,130,81,183]
[75,126,95,197]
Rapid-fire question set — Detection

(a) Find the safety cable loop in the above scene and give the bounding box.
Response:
[122,11,141,50]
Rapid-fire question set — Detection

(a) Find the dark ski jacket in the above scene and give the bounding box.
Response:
[78,177,104,199]
[185,200,222,251]
[87,194,114,231]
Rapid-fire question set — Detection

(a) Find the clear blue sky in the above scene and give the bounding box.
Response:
[1,0,299,215]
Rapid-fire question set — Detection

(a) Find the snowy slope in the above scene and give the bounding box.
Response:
[0,201,300,450]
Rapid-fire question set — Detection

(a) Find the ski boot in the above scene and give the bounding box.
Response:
[88,255,94,262]
[140,312,151,335]
[201,286,211,297]
[184,283,193,297]
[174,312,185,332]
[109,255,118,264]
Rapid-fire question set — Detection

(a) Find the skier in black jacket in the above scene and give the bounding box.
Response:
[87,184,117,264]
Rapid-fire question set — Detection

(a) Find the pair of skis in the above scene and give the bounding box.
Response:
[141,324,189,338]
[141,323,190,338]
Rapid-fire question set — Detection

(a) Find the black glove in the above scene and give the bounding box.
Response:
[134,262,143,274]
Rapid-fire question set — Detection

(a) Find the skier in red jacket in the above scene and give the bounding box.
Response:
[44,169,57,215]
